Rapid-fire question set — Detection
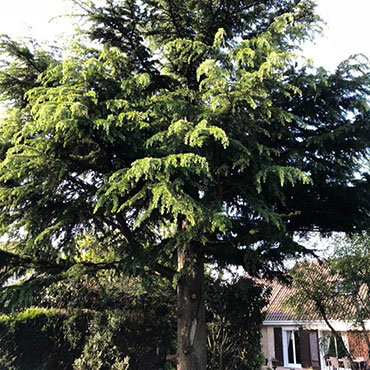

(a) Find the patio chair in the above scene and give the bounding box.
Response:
[326,358,332,368]
[330,357,339,370]
[342,358,351,369]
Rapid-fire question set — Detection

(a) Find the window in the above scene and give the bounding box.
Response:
[275,328,320,369]
[283,330,302,368]
[321,332,348,359]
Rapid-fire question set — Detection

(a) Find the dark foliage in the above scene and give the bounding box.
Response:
[0,274,267,370]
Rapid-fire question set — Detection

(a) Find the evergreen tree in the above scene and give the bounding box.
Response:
[1,1,370,369]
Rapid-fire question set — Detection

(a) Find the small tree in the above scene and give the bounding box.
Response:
[331,233,370,368]
[289,261,356,369]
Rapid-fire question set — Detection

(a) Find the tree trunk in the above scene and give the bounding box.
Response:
[354,293,370,370]
[177,244,207,370]
[316,301,356,370]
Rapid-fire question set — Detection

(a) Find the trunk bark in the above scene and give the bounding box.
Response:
[177,244,207,370]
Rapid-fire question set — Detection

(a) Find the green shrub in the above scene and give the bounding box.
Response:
[0,308,87,370]
[0,276,267,370]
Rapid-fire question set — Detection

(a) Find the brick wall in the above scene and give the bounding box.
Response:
[348,331,370,359]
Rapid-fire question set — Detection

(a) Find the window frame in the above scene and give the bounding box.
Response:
[282,328,303,368]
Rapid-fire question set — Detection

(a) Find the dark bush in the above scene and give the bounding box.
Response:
[0,275,267,370]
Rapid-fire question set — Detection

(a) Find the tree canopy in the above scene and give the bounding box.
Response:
[1,0,370,368]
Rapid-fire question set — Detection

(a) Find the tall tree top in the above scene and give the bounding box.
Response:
[0,0,369,287]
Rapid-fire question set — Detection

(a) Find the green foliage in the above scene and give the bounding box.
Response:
[0,0,369,293]
[1,0,370,367]
[0,275,177,370]
[0,273,267,370]
[331,232,370,293]
[0,0,368,279]
[72,314,130,370]
[291,233,370,328]
[288,260,351,322]
[0,308,87,370]
[288,261,357,363]
[205,276,268,370]
[329,233,370,355]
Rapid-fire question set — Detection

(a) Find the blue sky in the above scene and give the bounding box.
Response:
[0,0,369,72]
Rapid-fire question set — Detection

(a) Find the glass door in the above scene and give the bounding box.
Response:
[284,330,302,367]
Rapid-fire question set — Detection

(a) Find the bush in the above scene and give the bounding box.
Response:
[0,308,87,370]
[206,277,268,370]
[0,275,268,370]
[0,276,176,370]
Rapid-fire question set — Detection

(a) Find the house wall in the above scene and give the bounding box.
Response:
[261,323,350,370]
[262,324,319,367]
[261,322,370,370]
[348,331,370,360]
[261,326,276,365]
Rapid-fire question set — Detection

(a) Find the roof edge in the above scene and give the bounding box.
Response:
[263,319,370,331]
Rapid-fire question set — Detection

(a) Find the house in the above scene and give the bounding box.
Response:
[260,263,370,370]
